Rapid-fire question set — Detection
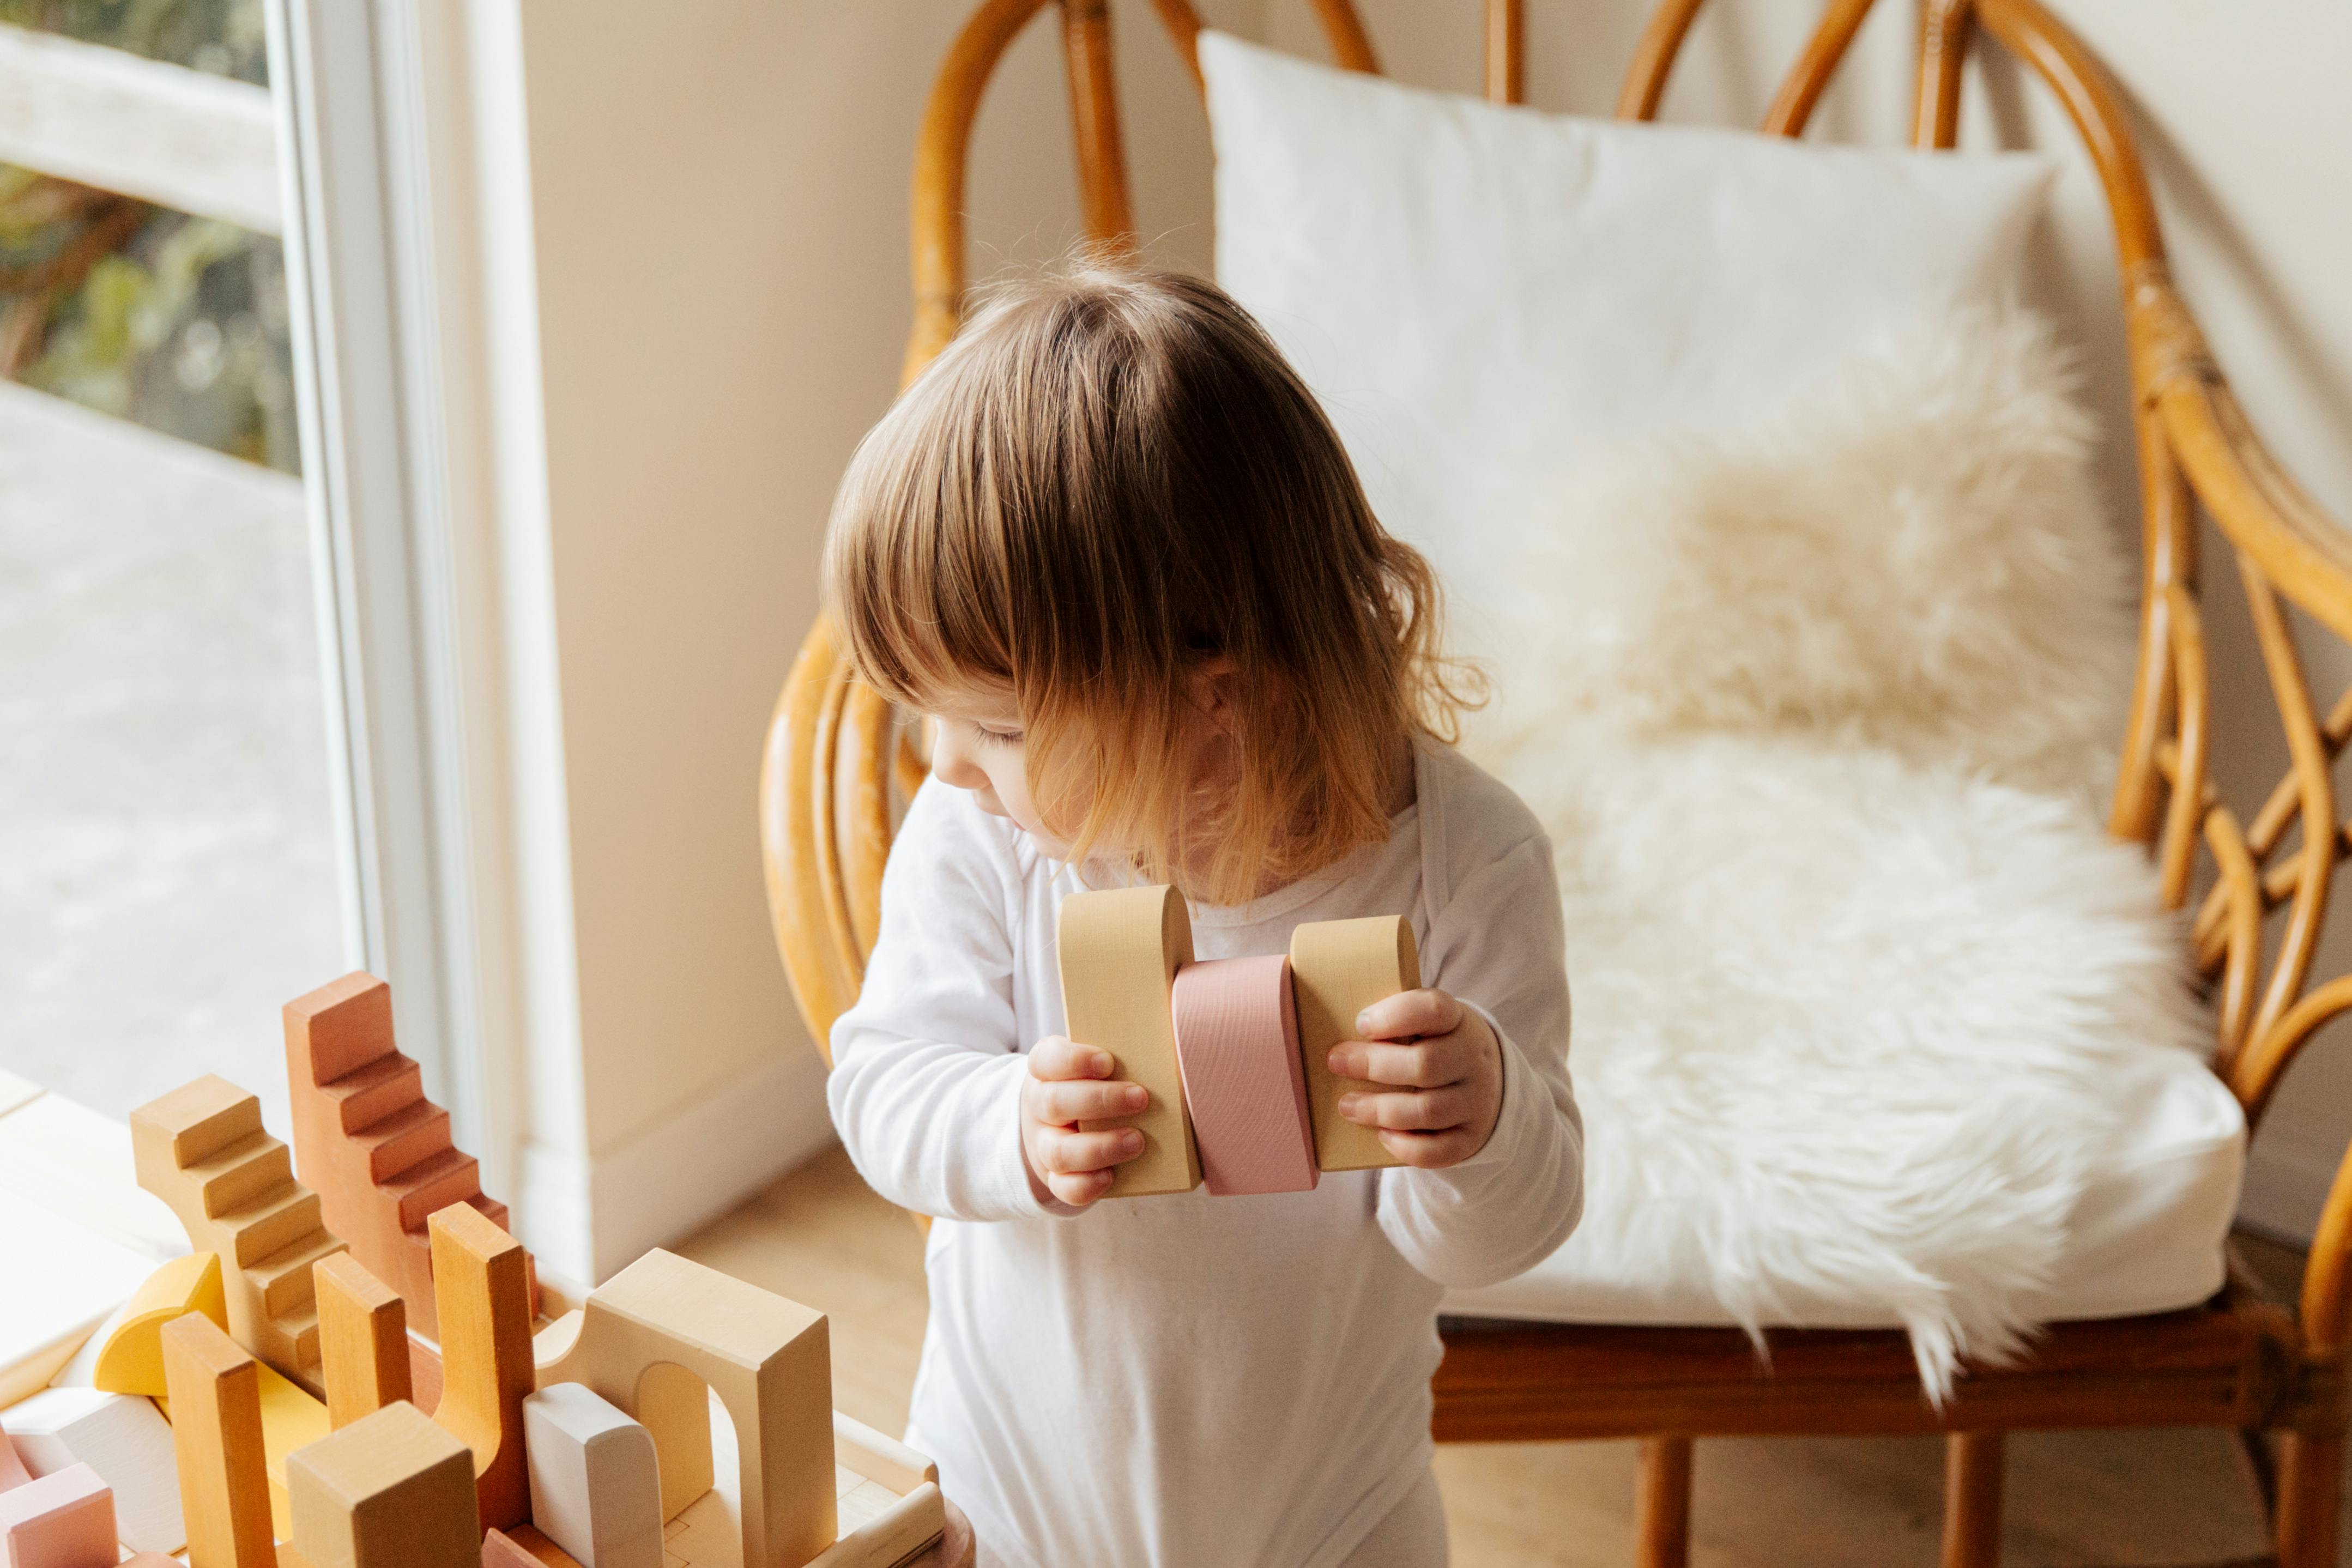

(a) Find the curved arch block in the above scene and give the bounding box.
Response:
[536,1251,834,1568]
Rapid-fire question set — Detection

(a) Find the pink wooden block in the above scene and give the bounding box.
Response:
[0,1462,116,1568]
[1171,955,1319,1196]
[0,1431,28,1493]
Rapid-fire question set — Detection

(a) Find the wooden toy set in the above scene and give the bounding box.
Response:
[1056,886,1420,1198]
[1,976,950,1568]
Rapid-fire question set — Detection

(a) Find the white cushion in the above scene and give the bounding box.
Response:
[1201,29,2054,670]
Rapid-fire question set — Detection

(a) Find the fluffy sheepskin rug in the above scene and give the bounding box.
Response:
[1467,307,2212,1397]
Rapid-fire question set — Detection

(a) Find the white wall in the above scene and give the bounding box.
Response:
[1271,0,2352,1239]
[467,0,1263,1282]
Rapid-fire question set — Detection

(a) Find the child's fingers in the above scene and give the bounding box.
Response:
[1025,1076,1148,1125]
[1035,1125,1145,1177]
[1354,988,1462,1043]
[1335,1085,1474,1132]
[1375,1127,1484,1169]
[1325,1038,1455,1088]
[1029,1034,1117,1082]
[1045,1169,1116,1206]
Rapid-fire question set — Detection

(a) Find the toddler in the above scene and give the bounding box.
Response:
[824,264,1582,1568]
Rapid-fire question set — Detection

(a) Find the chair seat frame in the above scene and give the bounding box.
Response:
[759,2,2352,1563]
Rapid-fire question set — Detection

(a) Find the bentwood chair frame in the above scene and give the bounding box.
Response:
[760,2,2352,1563]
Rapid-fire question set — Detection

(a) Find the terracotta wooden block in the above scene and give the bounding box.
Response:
[0,1462,114,1568]
[404,1334,442,1420]
[523,1383,661,1568]
[129,1076,347,1396]
[314,1255,410,1430]
[497,1525,584,1568]
[1,1387,183,1553]
[159,1315,274,1568]
[1290,916,1420,1174]
[535,1249,835,1568]
[1055,884,1199,1198]
[426,1202,533,1532]
[1168,955,1318,1196]
[287,1401,478,1568]
[93,1251,228,1398]
[283,974,520,1340]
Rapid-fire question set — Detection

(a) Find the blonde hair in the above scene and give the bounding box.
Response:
[824,261,1480,905]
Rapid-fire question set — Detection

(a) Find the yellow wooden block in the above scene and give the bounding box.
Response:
[94,1252,228,1397]
[1056,884,1199,1198]
[160,1313,275,1568]
[258,1362,332,1540]
[1291,916,1420,1173]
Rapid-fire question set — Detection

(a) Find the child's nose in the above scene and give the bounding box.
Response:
[930,732,988,792]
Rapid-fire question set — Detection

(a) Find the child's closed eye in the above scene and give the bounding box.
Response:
[974,722,1024,747]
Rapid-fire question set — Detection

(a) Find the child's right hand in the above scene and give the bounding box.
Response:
[1021,1036,1151,1207]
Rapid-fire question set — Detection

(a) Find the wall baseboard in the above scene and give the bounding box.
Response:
[2239,1136,2336,1245]
[578,1047,837,1284]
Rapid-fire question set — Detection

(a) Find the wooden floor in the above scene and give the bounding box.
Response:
[679,1147,2336,1566]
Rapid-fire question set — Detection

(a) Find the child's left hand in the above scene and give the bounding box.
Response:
[1327,989,1503,1169]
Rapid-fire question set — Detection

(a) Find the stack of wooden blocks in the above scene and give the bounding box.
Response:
[1,976,946,1568]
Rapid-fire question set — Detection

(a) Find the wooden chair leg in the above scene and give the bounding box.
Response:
[2275,1430,2343,1568]
[1939,1431,2004,1568]
[1635,1436,1692,1568]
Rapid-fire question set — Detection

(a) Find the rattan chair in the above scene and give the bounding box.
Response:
[759,3,2352,1563]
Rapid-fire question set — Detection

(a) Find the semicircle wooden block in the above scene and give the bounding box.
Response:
[1170,956,1317,1197]
[93,1251,227,1398]
[1056,884,1199,1198]
[1290,915,1421,1174]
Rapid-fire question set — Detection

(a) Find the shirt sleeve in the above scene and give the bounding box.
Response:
[1376,831,1585,1288]
[826,781,1057,1223]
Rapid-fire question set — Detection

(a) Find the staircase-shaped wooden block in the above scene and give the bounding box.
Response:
[283,972,512,1339]
[130,1075,348,1397]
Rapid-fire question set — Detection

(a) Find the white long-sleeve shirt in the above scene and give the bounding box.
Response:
[829,740,1583,1568]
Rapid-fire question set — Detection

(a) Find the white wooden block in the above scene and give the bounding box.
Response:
[0,1389,183,1554]
[0,1192,154,1410]
[0,1095,187,1264]
[523,1383,661,1568]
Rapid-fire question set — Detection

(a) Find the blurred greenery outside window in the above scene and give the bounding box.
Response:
[1,0,299,474]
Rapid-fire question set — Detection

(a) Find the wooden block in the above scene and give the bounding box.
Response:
[404,1334,441,1420]
[1,1387,183,1552]
[129,1077,347,1395]
[536,1249,834,1568]
[803,1482,943,1568]
[284,975,521,1340]
[1290,916,1419,1174]
[313,1255,409,1430]
[0,1462,113,1568]
[257,1363,331,1540]
[286,1401,477,1568]
[0,1089,188,1264]
[1055,884,1199,1198]
[499,1525,584,1568]
[828,1415,932,1499]
[1169,956,1317,1197]
[481,1530,549,1568]
[523,1383,661,1568]
[93,1252,228,1398]
[0,1430,27,1492]
[161,1314,274,1568]
[0,1189,160,1408]
[426,1202,533,1532]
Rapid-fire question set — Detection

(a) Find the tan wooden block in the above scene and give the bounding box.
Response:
[828,1414,933,1499]
[314,1255,410,1430]
[1055,884,1199,1198]
[536,1250,834,1568]
[1290,916,1420,1173]
[499,1525,585,1568]
[93,1252,227,1399]
[160,1314,274,1568]
[129,1076,346,1395]
[286,1401,477,1568]
[425,1203,533,1533]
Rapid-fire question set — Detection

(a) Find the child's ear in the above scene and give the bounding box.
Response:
[1185,656,1243,734]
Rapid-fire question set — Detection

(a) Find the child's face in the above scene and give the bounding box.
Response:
[926,684,1062,853]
